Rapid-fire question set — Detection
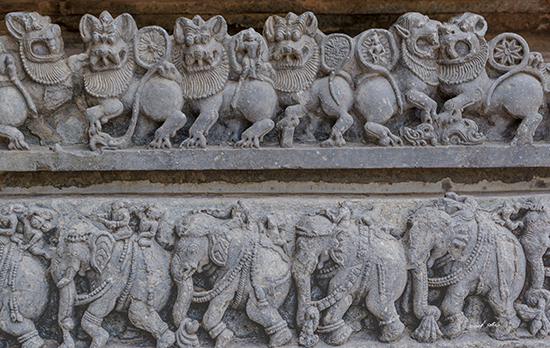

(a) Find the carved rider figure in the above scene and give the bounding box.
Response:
[94,200,133,240]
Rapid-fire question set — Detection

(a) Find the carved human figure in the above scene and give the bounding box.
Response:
[135,203,163,247]
[292,203,407,346]
[0,204,54,348]
[437,12,546,145]
[263,12,354,148]
[17,207,56,259]
[80,11,186,150]
[171,208,292,348]
[0,12,84,149]
[52,216,174,348]
[90,200,133,240]
[403,193,526,342]
[173,16,277,148]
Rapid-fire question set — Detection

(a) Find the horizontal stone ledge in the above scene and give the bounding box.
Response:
[0,143,547,172]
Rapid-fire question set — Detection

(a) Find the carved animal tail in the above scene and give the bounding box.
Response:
[105,65,157,149]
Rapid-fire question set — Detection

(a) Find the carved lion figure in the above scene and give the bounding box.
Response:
[438,12,545,145]
[81,11,187,150]
[173,15,278,148]
[354,13,441,146]
[0,12,82,149]
[264,12,354,148]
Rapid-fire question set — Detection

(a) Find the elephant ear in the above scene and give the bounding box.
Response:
[90,232,115,274]
[209,232,229,267]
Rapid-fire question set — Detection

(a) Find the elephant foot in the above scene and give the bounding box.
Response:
[379,319,405,343]
[214,328,234,348]
[411,315,442,343]
[489,315,520,340]
[157,329,176,348]
[18,331,44,348]
[443,313,469,339]
[269,327,292,348]
[324,322,352,346]
[176,318,200,348]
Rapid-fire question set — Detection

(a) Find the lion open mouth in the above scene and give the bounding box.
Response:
[271,43,312,70]
[89,49,128,72]
[182,47,222,73]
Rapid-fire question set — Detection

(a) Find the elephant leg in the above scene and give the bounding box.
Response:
[245,299,291,348]
[439,284,470,339]
[81,297,118,348]
[203,288,235,348]
[365,290,404,343]
[319,294,353,346]
[0,306,43,348]
[128,299,175,348]
[486,288,520,339]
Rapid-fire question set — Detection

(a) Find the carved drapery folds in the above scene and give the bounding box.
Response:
[0,10,546,150]
[0,195,546,347]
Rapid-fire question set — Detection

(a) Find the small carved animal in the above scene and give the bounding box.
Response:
[438,12,545,145]
[0,12,80,149]
[264,12,354,148]
[354,12,441,146]
[81,11,186,150]
[174,15,277,148]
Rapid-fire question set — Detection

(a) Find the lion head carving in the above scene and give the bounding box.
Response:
[438,13,489,85]
[263,12,321,93]
[390,12,440,86]
[173,15,230,100]
[6,11,71,85]
[79,11,137,98]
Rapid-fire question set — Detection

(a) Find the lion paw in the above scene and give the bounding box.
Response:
[378,134,403,147]
[320,132,345,148]
[149,136,172,149]
[180,133,207,149]
[8,135,29,151]
[236,136,260,149]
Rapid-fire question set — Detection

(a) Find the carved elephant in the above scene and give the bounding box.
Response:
[0,238,50,348]
[403,193,526,342]
[171,210,292,348]
[51,217,175,348]
[291,207,407,346]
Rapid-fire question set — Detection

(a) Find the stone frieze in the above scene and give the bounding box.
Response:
[0,194,547,347]
[0,10,547,153]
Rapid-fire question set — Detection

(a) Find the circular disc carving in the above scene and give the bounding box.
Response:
[134,26,171,69]
[321,33,354,73]
[355,29,398,72]
[488,33,529,72]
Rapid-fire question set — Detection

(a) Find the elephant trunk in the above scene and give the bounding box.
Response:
[172,271,200,347]
[57,270,77,348]
[410,266,443,342]
[291,254,317,330]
